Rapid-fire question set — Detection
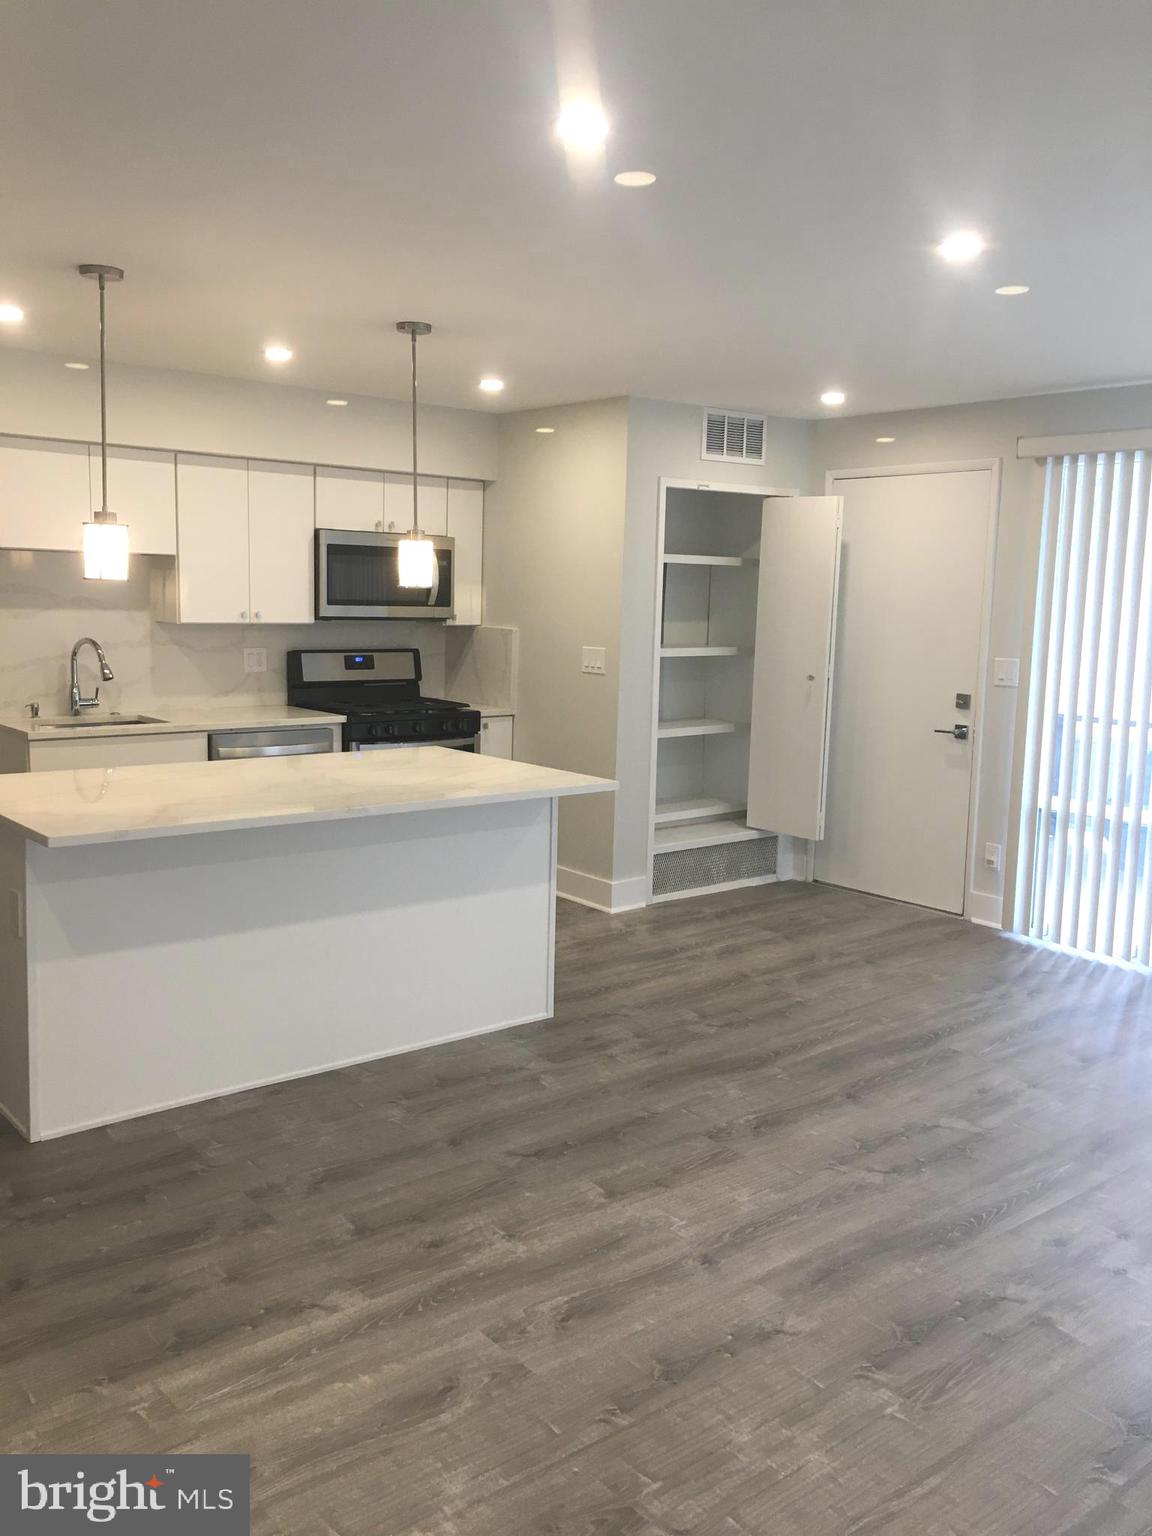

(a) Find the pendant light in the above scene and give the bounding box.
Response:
[395,319,435,588]
[78,263,129,580]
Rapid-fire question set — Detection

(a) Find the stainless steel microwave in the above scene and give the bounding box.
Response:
[315,529,455,620]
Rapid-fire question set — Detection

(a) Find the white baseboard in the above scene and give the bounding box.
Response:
[557,866,648,914]
[0,1096,31,1141]
[967,889,1004,928]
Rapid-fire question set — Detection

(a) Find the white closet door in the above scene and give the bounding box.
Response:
[248,461,315,623]
[746,495,842,840]
[175,454,251,623]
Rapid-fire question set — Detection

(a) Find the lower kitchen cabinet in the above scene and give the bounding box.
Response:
[477,715,514,759]
[27,733,208,771]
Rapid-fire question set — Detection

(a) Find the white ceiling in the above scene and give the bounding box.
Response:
[3,0,1151,416]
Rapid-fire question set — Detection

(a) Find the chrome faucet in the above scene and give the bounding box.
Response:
[69,637,114,715]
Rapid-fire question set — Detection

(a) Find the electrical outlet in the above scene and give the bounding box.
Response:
[984,842,1002,871]
[243,647,267,675]
[581,646,606,675]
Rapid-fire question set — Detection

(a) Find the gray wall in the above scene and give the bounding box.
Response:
[612,398,812,892]
[482,399,630,883]
[810,381,1152,918]
[0,348,497,481]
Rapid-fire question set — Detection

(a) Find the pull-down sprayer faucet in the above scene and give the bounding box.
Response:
[69,637,114,716]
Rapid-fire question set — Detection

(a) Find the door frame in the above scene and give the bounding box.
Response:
[820,459,1002,920]
[647,476,799,903]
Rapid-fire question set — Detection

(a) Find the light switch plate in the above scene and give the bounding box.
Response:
[243,647,268,675]
[994,657,1020,687]
[581,646,606,675]
[984,842,1002,871]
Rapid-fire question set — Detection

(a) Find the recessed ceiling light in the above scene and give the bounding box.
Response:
[263,343,293,363]
[478,377,505,394]
[820,389,847,407]
[326,398,348,406]
[555,100,609,152]
[936,230,986,264]
[535,426,555,434]
[876,436,896,443]
[614,170,656,188]
[0,302,25,324]
[995,285,1030,296]
[65,361,90,370]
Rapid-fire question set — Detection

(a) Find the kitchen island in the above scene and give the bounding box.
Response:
[0,748,614,1140]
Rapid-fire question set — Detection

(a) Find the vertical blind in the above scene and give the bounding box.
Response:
[1014,451,1152,963]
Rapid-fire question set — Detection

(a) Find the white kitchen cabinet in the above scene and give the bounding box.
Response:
[87,445,176,556]
[248,461,314,622]
[172,454,251,622]
[384,473,448,535]
[315,466,384,531]
[478,715,514,759]
[446,478,484,626]
[0,436,90,551]
[28,733,207,771]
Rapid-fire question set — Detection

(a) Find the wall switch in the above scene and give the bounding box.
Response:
[581,646,607,675]
[994,658,1020,687]
[984,842,1002,871]
[243,647,268,675]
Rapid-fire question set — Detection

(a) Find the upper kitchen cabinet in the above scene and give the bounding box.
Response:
[383,473,448,535]
[315,466,384,531]
[0,435,91,550]
[158,455,315,624]
[170,454,250,622]
[446,478,484,626]
[87,445,176,555]
[248,461,315,623]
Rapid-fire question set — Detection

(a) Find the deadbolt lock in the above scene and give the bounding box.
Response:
[955,692,972,710]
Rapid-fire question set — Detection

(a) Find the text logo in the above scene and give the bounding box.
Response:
[0,1455,249,1531]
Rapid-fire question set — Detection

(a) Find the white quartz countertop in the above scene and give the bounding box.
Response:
[0,703,346,741]
[0,746,615,847]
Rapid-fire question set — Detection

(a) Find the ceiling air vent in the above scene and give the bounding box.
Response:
[702,409,766,465]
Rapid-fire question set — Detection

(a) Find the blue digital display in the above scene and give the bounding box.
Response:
[344,654,375,670]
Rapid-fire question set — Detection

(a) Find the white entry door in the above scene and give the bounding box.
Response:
[815,468,993,914]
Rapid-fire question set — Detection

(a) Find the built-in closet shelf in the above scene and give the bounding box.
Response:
[662,553,757,568]
[660,645,744,659]
[654,818,771,854]
[657,718,744,739]
[654,796,747,826]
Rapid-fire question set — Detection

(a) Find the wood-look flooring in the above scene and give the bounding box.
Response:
[3,881,1152,1534]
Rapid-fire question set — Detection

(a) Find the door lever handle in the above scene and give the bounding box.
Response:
[934,723,970,740]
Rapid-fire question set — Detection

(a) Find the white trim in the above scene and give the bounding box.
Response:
[646,475,800,905]
[558,865,648,914]
[652,872,778,904]
[824,459,1003,924]
[0,1096,31,1141]
[1018,429,1152,459]
[966,889,1004,928]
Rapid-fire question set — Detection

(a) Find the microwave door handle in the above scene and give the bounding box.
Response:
[428,549,441,607]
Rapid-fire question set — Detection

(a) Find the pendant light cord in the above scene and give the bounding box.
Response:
[97,273,109,519]
[409,326,420,537]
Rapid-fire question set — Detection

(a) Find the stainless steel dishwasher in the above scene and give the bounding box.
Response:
[207,727,335,760]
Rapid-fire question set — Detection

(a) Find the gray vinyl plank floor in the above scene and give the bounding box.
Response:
[3,880,1152,1535]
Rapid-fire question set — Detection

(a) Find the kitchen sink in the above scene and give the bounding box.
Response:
[36,714,168,729]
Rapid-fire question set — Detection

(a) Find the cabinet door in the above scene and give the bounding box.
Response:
[175,455,251,623]
[0,436,90,551]
[747,496,842,841]
[248,461,314,623]
[88,445,176,555]
[384,473,448,535]
[445,478,483,625]
[478,716,514,759]
[315,466,384,531]
[29,733,207,770]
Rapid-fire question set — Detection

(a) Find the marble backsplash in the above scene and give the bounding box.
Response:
[0,549,453,717]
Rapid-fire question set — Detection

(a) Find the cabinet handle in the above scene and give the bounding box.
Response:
[253,611,262,620]
[240,610,248,621]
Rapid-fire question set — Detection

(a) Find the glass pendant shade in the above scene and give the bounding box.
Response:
[83,517,130,581]
[398,533,436,588]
